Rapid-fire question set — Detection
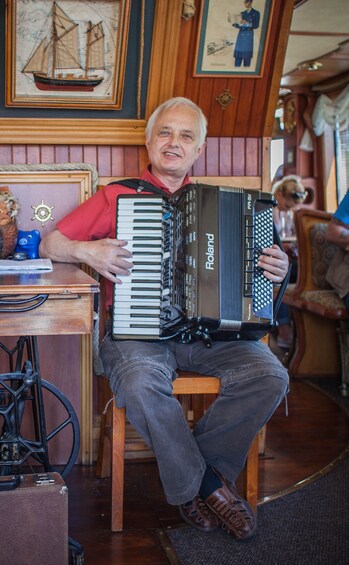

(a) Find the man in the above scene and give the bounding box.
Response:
[228,1,260,67]
[40,97,289,540]
[325,191,349,314]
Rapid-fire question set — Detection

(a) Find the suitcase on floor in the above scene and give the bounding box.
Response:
[0,472,69,565]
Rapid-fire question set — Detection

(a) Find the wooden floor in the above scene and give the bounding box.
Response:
[66,375,349,565]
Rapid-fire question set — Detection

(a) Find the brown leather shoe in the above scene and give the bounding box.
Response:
[179,495,219,532]
[204,477,256,540]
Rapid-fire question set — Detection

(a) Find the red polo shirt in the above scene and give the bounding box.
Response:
[56,167,190,307]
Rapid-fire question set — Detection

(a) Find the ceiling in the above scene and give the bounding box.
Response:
[281,0,349,92]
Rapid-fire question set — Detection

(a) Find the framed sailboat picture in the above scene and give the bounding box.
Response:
[5,0,131,109]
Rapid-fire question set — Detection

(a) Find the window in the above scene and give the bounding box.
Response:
[270,138,284,182]
[335,121,349,204]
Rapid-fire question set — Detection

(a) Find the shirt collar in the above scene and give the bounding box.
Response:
[141,165,191,193]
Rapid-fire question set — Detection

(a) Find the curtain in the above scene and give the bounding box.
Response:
[312,84,349,136]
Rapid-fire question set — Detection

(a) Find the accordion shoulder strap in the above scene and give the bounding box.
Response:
[107,178,166,197]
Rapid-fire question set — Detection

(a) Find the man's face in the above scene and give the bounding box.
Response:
[146,105,205,185]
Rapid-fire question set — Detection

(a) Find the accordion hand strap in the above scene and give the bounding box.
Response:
[272,225,291,319]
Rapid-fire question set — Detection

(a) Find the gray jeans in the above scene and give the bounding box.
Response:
[100,335,289,505]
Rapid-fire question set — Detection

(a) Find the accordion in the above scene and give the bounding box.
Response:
[112,183,279,344]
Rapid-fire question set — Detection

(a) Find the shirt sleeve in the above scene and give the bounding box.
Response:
[56,186,117,241]
[334,192,349,225]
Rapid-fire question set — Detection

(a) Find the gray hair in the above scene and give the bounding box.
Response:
[145,97,207,147]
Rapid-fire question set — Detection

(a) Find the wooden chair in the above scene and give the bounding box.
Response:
[97,370,262,532]
[283,208,348,387]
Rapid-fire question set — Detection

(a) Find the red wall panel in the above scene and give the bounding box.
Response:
[0,138,261,180]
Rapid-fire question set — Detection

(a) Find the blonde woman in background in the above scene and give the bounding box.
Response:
[272,175,307,348]
[272,175,307,234]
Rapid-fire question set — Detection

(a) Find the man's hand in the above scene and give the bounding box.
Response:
[39,229,133,285]
[257,244,289,283]
[326,217,349,250]
[81,238,133,285]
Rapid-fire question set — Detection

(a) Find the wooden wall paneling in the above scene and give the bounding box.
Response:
[139,146,150,174]
[245,138,261,177]
[205,138,220,176]
[97,146,112,178]
[248,79,270,138]
[192,145,207,177]
[219,138,232,176]
[0,145,12,164]
[69,146,84,164]
[83,146,98,170]
[206,79,232,136]
[12,145,26,164]
[27,145,40,164]
[111,147,126,177]
[124,147,141,177]
[41,146,55,163]
[197,78,216,128]
[233,81,257,137]
[220,81,242,137]
[55,146,69,164]
[232,138,246,176]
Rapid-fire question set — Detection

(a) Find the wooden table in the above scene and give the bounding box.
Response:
[0,262,99,336]
[0,262,99,464]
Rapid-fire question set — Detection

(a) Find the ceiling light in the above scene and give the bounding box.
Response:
[298,61,323,71]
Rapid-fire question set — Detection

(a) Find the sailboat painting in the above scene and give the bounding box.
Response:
[6,0,130,109]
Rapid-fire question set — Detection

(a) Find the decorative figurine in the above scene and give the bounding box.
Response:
[0,186,20,259]
[15,230,41,259]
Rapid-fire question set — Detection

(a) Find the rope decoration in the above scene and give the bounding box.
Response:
[137,0,145,120]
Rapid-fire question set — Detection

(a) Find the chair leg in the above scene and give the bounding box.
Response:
[111,404,126,532]
[243,433,259,512]
[96,379,113,479]
[96,407,111,478]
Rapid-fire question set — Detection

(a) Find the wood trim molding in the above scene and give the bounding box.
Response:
[0,118,146,145]
[0,0,182,145]
[263,0,295,137]
[145,0,183,118]
[262,138,272,192]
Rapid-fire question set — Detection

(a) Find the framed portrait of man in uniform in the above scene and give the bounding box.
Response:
[194,0,273,77]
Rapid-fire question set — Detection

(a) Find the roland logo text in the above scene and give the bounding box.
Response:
[205,233,215,270]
